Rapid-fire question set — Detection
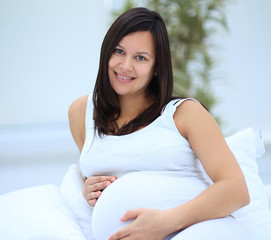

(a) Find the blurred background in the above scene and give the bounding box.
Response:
[0,0,270,194]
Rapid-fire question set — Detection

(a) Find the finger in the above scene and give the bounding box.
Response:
[108,228,130,240]
[83,182,110,203]
[120,209,142,221]
[110,176,117,182]
[83,189,102,204]
[86,176,117,185]
[87,198,97,207]
[86,191,102,201]
[87,181,112,192]
[83,176,117,205]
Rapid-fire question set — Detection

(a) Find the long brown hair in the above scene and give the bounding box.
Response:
[93,7,173,136]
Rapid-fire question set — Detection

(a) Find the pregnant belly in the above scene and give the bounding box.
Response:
[91,171,208,240]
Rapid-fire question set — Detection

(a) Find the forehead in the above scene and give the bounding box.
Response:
[118,31,155,54]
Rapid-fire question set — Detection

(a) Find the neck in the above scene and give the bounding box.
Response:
[117,94,153,124]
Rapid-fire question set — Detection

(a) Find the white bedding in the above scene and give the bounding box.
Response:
[0,128,271,240]
[0,184,86,240]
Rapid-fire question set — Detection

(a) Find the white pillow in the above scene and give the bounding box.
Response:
[0,185,86,240]
[264,184,271,209]
[60,164,94,240]
[226,128,271,240]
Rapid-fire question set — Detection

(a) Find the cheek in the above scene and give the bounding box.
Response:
[108,58,116,81]
[142,65,154,81]
[108,55,117,70]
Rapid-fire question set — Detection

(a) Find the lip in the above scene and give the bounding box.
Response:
[114,72,135,83]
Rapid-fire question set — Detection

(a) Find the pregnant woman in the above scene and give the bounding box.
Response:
[69,7,251,240]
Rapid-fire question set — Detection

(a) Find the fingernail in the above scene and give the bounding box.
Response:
[90,199,96,206]
[106,181,111,186]
[111,177,116,182]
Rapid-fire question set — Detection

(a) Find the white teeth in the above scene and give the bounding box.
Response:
[118,74,133,80]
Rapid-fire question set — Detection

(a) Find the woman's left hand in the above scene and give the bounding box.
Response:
[108,208,176,240]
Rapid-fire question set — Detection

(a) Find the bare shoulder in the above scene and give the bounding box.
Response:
[175,99,206,114]
[173,99,216,139]
[68,95,89,118]
[68,95,89,152]
[174,100,246,188]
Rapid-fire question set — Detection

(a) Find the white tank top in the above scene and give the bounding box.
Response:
[80,95,208,180]
[79,95,210,240]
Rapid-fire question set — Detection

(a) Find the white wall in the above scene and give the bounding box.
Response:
[212,0,271,142]
[0,0,109,126]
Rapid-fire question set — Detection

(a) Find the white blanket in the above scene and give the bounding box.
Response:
[0,184,86,240]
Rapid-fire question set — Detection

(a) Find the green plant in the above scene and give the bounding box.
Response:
[112,0,228,122]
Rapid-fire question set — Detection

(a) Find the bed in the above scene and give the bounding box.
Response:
[0,128,271,240]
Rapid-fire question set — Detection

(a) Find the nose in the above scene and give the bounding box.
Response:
[119,57,133,71]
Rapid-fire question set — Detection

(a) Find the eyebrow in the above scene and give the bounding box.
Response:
[117,44,152,58]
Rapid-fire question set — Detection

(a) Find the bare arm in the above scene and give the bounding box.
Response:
[170,100,250,230]
[68,95,88,153]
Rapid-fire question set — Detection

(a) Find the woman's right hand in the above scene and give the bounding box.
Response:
[83,176,117,206]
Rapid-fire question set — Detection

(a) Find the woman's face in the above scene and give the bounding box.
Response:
[108,31,156,99]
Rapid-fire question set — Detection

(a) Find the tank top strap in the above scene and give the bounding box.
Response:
[80,94,95,156]
[161,98,199,132]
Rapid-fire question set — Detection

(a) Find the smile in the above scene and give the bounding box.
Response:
[114,72,135,83]
[117,73,134,80]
